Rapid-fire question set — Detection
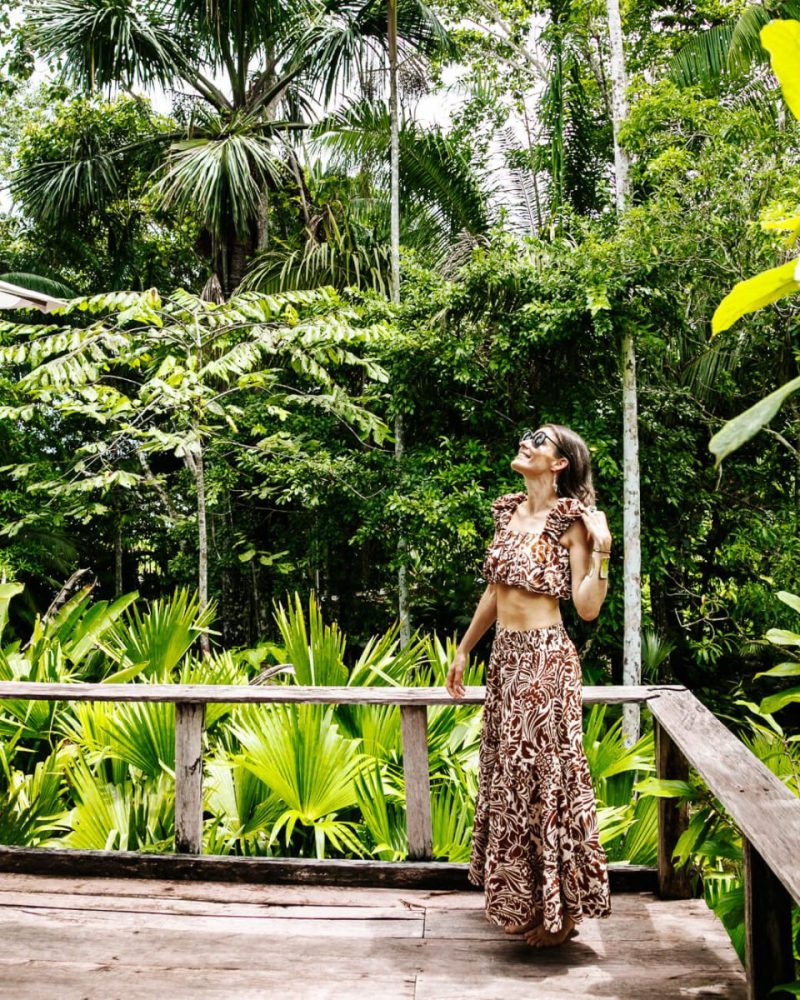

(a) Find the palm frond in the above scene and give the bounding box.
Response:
[302,0,453,105]
[152,126,287,237]
[27,0,184,90]
[313,100,489,238]
[101,588,215,681]
[667,2,800,88]
[270,591,348,686]
[231,701,366,856]
[61,760,174,851]
[0,273,77,298]
[11,149,124,226]
[669,22,738,88]
[241,235,391,294]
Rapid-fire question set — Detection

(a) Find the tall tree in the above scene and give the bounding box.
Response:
[14,0,448,296]
[606,0,642,743]
[0,287,389,641]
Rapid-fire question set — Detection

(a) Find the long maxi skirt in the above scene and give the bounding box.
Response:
[467,622,612,934]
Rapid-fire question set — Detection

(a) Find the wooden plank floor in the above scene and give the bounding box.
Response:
[0,872,747,999]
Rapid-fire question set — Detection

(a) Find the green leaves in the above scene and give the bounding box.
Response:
[232,702,366,858]
[711,258,800,336]
[708,374,800,464]
[27,0,184,91]
[761,18,800,118]
[706,21,800,460]
[153,128,285,239]
[1,286,389,549]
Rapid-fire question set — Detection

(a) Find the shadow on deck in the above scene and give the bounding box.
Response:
[0,872,746,999]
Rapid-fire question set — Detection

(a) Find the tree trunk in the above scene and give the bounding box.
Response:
[621,329,642,742]
[187,440,211,656]
[605,0,641,744]
[226,233,253,298]
[388,0,411,648]
[605,0,630,214]
[114,510,123,597]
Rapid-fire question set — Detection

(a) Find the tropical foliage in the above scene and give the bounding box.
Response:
[0,584,659,862]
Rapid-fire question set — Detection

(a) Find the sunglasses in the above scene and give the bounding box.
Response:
[520,428,569,461]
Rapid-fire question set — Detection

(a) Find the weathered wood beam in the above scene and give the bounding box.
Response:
[400,705,432,860]
[175,702,204,855]
[743,839,795,1000]
[0,846,658,891]
[648,689,800,905]
[654,718,692,899]
[0,682,678,706]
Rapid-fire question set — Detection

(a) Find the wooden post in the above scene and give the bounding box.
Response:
[743,839,794,1000]
[175,702,204,854]
[654,717,692,898]
[400,705,432,860]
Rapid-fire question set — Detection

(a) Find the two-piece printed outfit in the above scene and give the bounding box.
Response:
[466,491,612,934]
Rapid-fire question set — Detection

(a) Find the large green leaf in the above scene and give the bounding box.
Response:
[759,686,800,715]
[711,257,800,335]
[272,591,348,686]
[709,374,800,464]
[0,582,24,643]
[101,588,214,680]
[760,19,800,118]
[27,0,184,90]
[61,760,174,851]
[232,703,365,838]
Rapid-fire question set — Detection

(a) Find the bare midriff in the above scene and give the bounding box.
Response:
[495,582,563,631]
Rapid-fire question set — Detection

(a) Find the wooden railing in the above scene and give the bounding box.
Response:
[0,680,798,1000]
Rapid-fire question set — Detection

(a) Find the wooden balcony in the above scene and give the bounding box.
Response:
[0,680,797,999]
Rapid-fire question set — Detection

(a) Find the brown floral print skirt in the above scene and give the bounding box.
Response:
[467,623,612,934]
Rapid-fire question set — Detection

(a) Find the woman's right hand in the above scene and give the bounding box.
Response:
[446,650,467,700]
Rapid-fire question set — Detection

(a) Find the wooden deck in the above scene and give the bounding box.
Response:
[0,872,747,999]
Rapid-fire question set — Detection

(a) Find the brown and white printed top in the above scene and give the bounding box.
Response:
[481,492,587,599]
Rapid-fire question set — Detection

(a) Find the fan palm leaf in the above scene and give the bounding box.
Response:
[204,754,286,854]
[27,0,185,91]
[620,792,658,864]
[582,704,655,802]
[353,757,407,859]
[430,778,474,861]
[101,701,176,778]
[100,588,215,682]
[61,759,174,851]
[0,748,68,846]
[270,591,348,686]
[231,701,366,855]
[152,124,288,238]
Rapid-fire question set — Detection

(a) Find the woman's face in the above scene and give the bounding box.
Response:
[510,427,566,478]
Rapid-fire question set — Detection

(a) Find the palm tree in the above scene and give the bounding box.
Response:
[239,117,490,294]
[669,0,800,89]
[15,0,450,297]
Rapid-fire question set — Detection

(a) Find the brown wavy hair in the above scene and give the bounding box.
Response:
[544,423,596,506]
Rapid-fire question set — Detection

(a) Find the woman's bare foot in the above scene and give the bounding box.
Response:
[503,912,542,935]
[523,913,578,947]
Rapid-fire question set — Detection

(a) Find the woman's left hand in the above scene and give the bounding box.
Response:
[581,505,612,552]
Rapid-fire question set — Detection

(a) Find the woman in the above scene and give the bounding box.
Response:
[446,423,612,948]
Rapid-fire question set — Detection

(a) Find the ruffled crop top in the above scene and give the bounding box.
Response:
[482,492,587,600]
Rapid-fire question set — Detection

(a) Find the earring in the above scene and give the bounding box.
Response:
[553,473,559,495]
